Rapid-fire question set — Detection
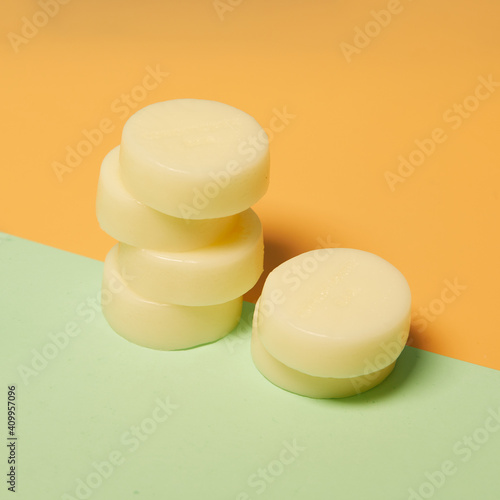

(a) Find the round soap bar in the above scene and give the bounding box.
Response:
[96,147,237,251]
[255,248,411,378]
[101,245,243,350]
[120,99,270,219]
[251,320,395,398]
[117,209,263,306]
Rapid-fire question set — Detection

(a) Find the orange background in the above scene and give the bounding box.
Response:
[1,0,499,370]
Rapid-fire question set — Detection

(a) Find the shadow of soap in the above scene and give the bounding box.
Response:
[244,234,298,304]
[317,346,422,406]
[0,233,15,244]
[215,301,255,358]
[229,303,422,405]
[406,322,422,349]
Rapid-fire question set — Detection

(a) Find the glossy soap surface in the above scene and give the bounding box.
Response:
[256,248,411,378]
[120,99,270,219]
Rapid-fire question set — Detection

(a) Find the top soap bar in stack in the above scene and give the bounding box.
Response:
[119,99,270,219]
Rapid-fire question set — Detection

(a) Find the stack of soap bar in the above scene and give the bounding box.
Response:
[252,248,411,398]
[96,99,269,350]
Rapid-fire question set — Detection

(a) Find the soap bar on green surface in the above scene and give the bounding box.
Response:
[251,317,396,398]
[255,248,411,379]
[101,245,243,350]
[1,233,500,500]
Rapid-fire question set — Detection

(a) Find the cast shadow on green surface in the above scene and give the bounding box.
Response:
[328,346,422,406]
[224,301,422,407]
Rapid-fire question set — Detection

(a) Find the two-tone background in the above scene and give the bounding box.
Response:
[1,1,499,498]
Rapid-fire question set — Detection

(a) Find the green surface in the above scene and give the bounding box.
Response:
[1,233,500,500]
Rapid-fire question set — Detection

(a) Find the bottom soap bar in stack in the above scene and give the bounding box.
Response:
[101,246,243,350]
[99,207,263,350]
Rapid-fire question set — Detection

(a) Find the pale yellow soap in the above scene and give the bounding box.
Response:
[255,248,411,378]
[96,147,236,251]
[117,209,263,306]
[101,245,243,350]
[251,318,395,398]
[119,99,270,219]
